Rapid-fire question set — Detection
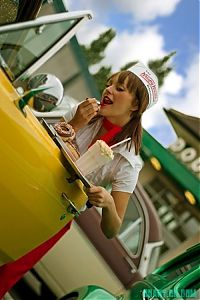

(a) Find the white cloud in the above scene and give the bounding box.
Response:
[142,90,169,129]
[80,25,166,74]
[65,0,113,20]
[66,0,182,22]
[142,54,199,145]
[75,22,109,46]
[100,26,166,72]
[161,71,183,95]
[170,54,199,116]
[65,0,198,146]
[141,88,178,147]
[114,0,182,21]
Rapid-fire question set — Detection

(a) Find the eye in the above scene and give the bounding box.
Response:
[116,86,125,92]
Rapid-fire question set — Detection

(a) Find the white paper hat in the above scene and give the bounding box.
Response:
[129,62,158,109]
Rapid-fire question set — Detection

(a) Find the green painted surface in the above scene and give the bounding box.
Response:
[141,130,200,204]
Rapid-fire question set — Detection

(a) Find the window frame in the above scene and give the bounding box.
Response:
[0,11,93,82]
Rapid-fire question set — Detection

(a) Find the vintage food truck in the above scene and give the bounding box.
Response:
[0,6,93,265]
[0,2,164,299]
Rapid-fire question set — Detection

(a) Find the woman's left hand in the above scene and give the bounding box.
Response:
[86,186,113,208]
[86,186,130,238]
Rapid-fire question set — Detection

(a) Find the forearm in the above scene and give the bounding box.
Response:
[68,118,82,133]
[86,186,128,239]
[101,201,122,239]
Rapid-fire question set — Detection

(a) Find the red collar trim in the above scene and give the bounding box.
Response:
[101,118,122,145]
[89,118,122,147]
[102,118,122,132]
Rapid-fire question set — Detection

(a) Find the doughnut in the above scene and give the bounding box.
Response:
[54,122,75,141]
[54,122,80,161]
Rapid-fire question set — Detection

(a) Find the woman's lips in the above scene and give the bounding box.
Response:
[100,97,113,106]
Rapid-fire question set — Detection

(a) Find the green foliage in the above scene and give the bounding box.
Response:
[120,61,138,71]
[93,66,112,95]
[148,51,176,87]
[80,27,176,93]
[80,29,116,66]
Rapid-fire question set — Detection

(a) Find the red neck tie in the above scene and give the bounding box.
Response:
[100,118,122,145]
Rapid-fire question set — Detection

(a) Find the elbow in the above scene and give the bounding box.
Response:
[101,224,121,239]
[103,231,116,239]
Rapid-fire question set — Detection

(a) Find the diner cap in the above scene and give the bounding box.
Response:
[129,62,158,109]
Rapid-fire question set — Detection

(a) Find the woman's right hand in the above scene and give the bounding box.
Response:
[69,98,99,132]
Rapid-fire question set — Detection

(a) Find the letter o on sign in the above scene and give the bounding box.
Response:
[180,147,197,162]
[169,137,186,152]
[191,157,200,173]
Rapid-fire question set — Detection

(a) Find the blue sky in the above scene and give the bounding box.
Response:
[65,0,199,146]
[108,0,198,73]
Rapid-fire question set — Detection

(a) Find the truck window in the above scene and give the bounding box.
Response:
[0,12,92,82]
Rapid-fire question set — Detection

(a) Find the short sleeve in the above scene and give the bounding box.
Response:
[63,104,78,122]
[111,158,142,193]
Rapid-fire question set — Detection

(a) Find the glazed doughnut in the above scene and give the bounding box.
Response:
[54,122,80,161]
[54,122,75,141]
[65,140,80,161]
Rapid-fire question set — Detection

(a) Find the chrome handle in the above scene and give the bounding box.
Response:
[61,192,80,217]
[124,256,137,274]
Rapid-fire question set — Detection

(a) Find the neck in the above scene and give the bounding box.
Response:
[105,116,130,127]
[96,117,122,146]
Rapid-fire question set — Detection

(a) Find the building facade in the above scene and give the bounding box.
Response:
[139,109,200,260]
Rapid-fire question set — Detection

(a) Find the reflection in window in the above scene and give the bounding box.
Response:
[0,17,80,80]
[118,197,143,255]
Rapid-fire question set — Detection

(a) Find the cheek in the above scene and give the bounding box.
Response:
[117,97,133,111]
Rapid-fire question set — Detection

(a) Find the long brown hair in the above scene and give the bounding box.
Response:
[91,70,149,154]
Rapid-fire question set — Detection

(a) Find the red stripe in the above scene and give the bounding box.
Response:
[89,118,122,147]
[0,119,122,297]
[0,221,72,298]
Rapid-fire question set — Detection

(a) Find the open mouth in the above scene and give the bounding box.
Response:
[101,96,113,106]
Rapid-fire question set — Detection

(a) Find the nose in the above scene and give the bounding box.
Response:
[105,84,114,93]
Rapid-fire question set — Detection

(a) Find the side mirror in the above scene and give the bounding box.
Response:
[28,73,64,112]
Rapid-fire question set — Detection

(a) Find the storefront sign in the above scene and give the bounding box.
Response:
[169,137,200,174]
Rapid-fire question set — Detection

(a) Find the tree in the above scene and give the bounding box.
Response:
[120,51,176,88]
[93,66,112,95]
[148,51,176,87]
[80,29,116,66]
[80,29,176,93]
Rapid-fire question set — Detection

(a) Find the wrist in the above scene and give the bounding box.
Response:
[104,194,114,210]
[68,120,79,133]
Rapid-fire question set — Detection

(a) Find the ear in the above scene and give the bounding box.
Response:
[130,104,138,112]
[130,96,139,112]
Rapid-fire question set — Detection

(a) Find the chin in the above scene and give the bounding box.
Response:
[99,106,111,116]
[99,108,106,116]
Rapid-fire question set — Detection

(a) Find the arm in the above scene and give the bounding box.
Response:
[86,186,130,239]
[102,190,130,238]
[66,98,99,132]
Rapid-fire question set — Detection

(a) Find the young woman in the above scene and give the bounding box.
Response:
[63,61,158,238]
[0,62,158,298]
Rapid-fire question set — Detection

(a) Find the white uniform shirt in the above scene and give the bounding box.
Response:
[64,105,143,193]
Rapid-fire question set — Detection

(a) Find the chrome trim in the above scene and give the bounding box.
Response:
[14,16,89,83]
[62,192,80,217]
[0,11,93,32]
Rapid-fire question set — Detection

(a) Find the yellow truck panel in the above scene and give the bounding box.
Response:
[0,69,87,264]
